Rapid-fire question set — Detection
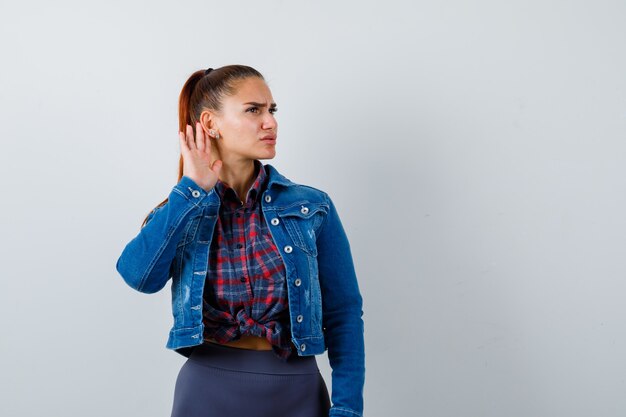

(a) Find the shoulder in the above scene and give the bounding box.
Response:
[291,181,329,198]
[264,163,330,204]
[275,180,331,207]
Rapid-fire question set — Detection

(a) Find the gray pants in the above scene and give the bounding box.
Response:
[170,342,331,417]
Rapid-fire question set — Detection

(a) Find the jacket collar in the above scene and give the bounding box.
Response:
[263,162,295,189]
[213,159,267,208]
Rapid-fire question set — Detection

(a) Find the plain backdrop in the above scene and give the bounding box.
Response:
[1,1,625,416]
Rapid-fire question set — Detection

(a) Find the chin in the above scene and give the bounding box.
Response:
[253,152,276,161]
[261,150,277,159]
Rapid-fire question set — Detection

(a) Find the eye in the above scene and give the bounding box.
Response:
[269,107,278,114]
[246,106,259,113]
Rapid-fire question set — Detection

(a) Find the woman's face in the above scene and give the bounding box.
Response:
[202,76,278,162]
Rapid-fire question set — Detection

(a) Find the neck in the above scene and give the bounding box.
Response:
[216,157,259,203]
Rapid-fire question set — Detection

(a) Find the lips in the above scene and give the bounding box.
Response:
[261,135,276,141]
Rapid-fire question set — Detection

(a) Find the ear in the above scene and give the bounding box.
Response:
[199,110,218,135]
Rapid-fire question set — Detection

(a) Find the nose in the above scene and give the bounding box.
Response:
[263,113,277,130]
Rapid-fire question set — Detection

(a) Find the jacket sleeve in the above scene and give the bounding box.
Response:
[115,176,210,294]
[316,193,366,417]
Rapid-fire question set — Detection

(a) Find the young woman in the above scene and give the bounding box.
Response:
[116,65,365,417]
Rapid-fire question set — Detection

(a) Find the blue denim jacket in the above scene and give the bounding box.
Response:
[116,163,365,417]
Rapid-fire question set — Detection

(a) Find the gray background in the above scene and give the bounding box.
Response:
[1,1,625,416]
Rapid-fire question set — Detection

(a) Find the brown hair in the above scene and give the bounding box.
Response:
[141,64,265,227]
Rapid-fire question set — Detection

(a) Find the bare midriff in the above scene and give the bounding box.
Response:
[205,334,273,350]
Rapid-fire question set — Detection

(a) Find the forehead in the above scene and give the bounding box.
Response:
[227,77,274,104]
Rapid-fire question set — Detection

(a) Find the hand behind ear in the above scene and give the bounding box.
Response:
[179,122,222,192]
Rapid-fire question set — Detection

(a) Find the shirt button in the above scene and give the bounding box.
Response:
[240,277,246,282]
[284,245,292,253]
[294,278,301,286]
[235,212,241,218]
[300,343,306,351]
[191,190,201,198]
[297,315,303,323]
[271,218,280,225]
[300,206,309,214]
[265,195,272,203]
[237,243,243,249]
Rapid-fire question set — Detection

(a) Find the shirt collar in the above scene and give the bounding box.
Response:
[214,159,267,208]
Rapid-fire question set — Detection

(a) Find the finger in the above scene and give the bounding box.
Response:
[195,122,205,152]
[212,159,222,174]
[186,124,197,150]
[178,131,188,153]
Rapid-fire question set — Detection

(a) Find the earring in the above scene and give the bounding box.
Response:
[209,129,220,139]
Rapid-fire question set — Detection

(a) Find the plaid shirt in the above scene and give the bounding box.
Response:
[202,159,295,361]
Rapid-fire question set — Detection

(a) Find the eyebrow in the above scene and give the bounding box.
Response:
[243,101,277,108]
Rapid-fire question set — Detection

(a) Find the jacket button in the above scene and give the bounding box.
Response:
[271,218,280,225]
[265,195,272,203]
[297,315,303,323]
[294,278,301,286]
[191,190,201,198]
[284,245,292,253]
[300,343,306,351]
[300,206,309,214]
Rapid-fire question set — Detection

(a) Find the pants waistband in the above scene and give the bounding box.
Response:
[188,342,320,375]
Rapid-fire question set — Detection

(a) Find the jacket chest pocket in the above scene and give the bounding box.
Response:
[277,202,328,256]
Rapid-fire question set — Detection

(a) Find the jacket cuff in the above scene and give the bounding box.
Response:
[173,175,210,202]
[329,406,363,417]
